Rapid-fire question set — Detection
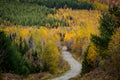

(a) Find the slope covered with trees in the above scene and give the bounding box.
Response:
[0,0,120,79]
[0,0,109,27]
[0,2,67,27]
[0,26,70,79]
[81,6,120,80]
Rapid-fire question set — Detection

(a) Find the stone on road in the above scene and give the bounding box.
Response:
[52,46,82,80]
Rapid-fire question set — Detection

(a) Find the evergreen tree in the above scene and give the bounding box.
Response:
[81,46,93,75]
[19,37,29,56]
[0,31,31,75]
[91,6,120,58]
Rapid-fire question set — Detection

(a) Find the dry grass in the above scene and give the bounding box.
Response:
[70,68,116,80]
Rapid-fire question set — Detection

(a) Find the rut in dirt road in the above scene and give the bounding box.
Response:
[52,46,82,80]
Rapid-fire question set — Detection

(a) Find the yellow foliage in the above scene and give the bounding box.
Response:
[87,43,98,62]
[43,39,59,73]
[0,9,101,74]
[64,30,76,41]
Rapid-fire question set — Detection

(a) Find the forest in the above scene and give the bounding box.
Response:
[0,0,120,80]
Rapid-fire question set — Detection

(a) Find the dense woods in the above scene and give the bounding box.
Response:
[0,0,109,26]
[0,2,67,27]
[0,27,60,75]
[0,0,120,80]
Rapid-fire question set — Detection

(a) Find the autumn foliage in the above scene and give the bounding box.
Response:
[0,26,63,75]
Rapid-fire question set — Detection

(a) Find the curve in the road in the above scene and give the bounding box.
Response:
[52,46,82,80]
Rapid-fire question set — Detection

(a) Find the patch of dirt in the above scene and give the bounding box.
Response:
[2,72,52,80]
[2,73,22,80]
[24,72,52,80]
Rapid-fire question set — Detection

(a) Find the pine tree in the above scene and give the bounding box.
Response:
[81,46,93,75]
[0,31,31,75]
[91,6,120,58]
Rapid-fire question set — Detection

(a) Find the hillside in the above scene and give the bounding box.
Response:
[0,0,120,80]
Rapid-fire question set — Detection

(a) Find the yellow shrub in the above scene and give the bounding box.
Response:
[43,40,59,73]
[87,43,98,62]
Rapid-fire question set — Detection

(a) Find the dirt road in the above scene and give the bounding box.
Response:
[52,46,82,80]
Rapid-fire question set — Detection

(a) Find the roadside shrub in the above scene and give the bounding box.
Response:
[81,43,99,75]
[43,40,59,74]
[81,46,92,75]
